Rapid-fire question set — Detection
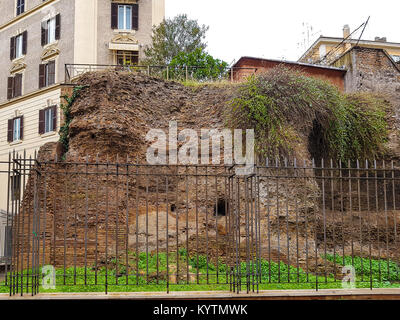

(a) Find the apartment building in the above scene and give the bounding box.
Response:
[0,0,165,252]
[299,25,400,65]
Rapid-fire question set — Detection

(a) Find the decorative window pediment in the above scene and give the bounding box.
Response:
[111,33,139,44]
[41,44,60,61]
[10,60,26,74]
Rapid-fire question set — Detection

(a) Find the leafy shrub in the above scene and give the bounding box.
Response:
[228,66,388,160]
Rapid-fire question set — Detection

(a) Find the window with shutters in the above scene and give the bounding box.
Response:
[41,14,61,46]
[111,3,139,30]
[7,116,23,143]
[16,0,25,16]
[39,106,57,135]
[39,61,56,88]
[10,31,27,60]
[7,73,23,100]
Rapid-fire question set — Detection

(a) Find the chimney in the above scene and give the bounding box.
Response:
[343,25,351,39]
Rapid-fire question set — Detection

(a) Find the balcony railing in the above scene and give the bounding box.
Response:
[64,64,258,84]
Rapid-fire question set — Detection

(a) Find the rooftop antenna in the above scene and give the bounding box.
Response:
[356,16,370,46]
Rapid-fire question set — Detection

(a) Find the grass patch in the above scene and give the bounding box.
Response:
[2,251,400,293]
[325,254,400,283]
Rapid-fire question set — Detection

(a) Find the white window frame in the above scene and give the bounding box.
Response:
[118,5,132,30]
[44,107,54,133]
[15,34,23,58]
[13,117,21,141]
[47,17,56,44]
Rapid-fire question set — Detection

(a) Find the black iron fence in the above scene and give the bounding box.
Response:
[2,155,400,296]
[64,64,258,84]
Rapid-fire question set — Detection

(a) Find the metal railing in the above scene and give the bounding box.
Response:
[3,155,400,295]
[64,64,258,84]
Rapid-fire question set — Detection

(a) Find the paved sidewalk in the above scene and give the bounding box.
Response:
[1,289,400,300]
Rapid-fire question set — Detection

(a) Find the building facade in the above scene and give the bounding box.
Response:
[299,25,400,65]
[0,0,165,251]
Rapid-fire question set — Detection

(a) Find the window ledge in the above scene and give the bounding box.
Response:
[12,56,26,64]
[9,140,23,146]
[40,131,57,138]
[43,40,59,49]
[114,29,136,34]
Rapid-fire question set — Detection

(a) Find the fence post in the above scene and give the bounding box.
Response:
[147,65,150,76]
[185,66,188,82]
[167,66,169,81]
[231,67,234,82]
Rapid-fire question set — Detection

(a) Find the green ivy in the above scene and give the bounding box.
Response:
[228,67,388,161]
[59,85,87,156]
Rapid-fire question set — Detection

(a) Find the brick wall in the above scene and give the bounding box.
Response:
[233,57,346,90]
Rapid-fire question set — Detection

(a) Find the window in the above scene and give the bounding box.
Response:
[7,116,24,143]
[10,31,27,60]
[41,14,61,46]
[111,3,138,30]
[392,55,400,63]
[116,50,139,66]
[45,107,54,133]
[39,106,57,135]
[16,0,25,16]
[47,17,56,43]
[13,117,21,141]
[7,73,23,100]
[118,5,132,30]
[15,34,23,58]
[39,60,56,88]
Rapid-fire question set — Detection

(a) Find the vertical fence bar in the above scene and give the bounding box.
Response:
[95,156,99,285]
[330,159,336,282]
[294,159,300,283]
[85,156,89,285]
[366,160,372,289]
[321,159,327,283]
[312,159,318,291]
[73,159,79,285]
[383,160,390,282]
[374,160,381,282]
[125,157,130,286]
[185,166,189,285]
[348,160,354,268]
[166,175,169,293]
[392,161,398,281]
[63,161,67,286]
[357,160,364,282]
[105,158,109,294]
[284,158,290,284]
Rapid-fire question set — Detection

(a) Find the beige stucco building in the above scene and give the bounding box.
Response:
[299,25,400,65]
[0,0,165,255]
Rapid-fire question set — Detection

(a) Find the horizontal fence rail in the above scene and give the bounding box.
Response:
[64,64,258,84]
[2,155,400,295]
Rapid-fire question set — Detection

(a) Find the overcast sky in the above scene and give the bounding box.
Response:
[166,0,399,64]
